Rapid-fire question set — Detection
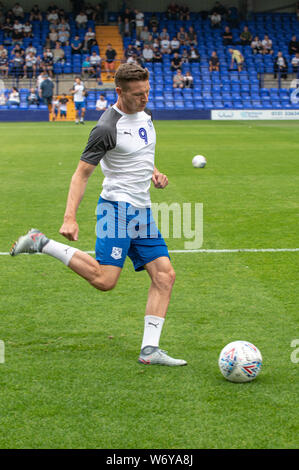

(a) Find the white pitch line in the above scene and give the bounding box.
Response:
[1,248,299,256]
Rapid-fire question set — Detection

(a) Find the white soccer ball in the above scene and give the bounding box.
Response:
[192,155,206,168]
[218,340,262,383]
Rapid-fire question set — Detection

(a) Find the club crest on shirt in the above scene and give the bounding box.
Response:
[111,246,122,260]
[147,119,153,129]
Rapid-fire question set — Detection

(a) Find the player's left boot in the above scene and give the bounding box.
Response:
[138,346,187,366]
[10,228,49,256]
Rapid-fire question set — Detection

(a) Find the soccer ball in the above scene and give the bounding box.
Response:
[218,340,262,383]
[192,155,206,168]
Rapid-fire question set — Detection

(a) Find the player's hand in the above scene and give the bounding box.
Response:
[152,171,168,189]
[59,219,79,241]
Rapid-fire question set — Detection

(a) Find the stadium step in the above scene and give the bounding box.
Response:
[95,25,123,83]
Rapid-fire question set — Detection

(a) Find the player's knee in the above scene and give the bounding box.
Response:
[90,274,117,292]
[153,268,176,292]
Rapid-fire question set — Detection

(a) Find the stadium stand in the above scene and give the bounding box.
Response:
[1,3,299,118]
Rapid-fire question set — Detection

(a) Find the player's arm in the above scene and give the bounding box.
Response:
[152,166,168,189]
[59,161,96,241]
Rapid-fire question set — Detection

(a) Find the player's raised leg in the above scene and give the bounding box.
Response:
[10,228,121,291]
[138,256,187,366]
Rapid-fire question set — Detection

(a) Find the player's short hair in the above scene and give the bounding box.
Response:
[115,63,149,90]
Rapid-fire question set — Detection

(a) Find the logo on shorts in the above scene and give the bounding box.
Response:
[111,246,122,260]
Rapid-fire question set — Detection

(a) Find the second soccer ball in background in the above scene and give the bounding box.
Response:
[192,155,207,168]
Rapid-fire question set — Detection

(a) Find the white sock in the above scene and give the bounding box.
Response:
[141,315,165,350]
[42,239,78,266]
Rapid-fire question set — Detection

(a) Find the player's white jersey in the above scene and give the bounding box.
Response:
[74,83,85,102]
[80,104,156,208]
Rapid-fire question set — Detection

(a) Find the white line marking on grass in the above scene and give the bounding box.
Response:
[1,248,299,256]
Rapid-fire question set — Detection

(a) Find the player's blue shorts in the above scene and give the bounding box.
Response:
[95,197,170,271]
[74,100,85,111]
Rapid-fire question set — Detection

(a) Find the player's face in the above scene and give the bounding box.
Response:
[116,80,150,114]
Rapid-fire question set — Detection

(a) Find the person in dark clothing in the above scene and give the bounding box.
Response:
[274,52,288,79]
[40,75,55,111]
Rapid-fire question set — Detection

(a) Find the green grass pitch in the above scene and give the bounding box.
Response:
[0,120,298,449]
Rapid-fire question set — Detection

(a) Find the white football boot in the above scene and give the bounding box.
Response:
[10,228,49,256]
[138,346,187,366]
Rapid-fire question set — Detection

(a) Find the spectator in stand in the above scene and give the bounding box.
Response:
[209,51,220,71]
[189,45,200,63]
[82,56,93,76]
[0,92,7,105]
[166,3,180,20]
[0,44,7,58]
[29,4,42,22]
[153,47,163,63]
[274,51,288,79]
[291,52,299,73]
[142,44,154,63]
[152,37,160,50]
[71,34,82,54]
[96,94,108,111]
[210,11,222,28]
[251,36,263,54]
[238,25,252,46]
[12,19,24,42]
[24,51,38,78]
[140,26,150,42]
[10,51,24,77]
[75,10,88,29]
[125,44,137,61]
[121,18,132,38]
[160,37,171,55]
[58,26,70,46]
[47,8,59,24]
[222,26,233,46]
[183,70,193,88]
[2,18,14,41]
[262,35,273,55]
[25,43,36,56]
[151,25,160,40]
[27,87,39,105]
[149,13,159,29]
[170,36,181,54]
[7,86,20,105]
[173,68,185,89]
[229,48,244,72]
[89,50,102,77]
[49,27,58,47]
[83,27,97,53]
[171,51,182,71]
[85,3,95,20]
[135,9,144,40]
[41,49,54,77]
[288,35,299,55]
[52,42,65,64]
[105,43,117,79]
[187,26,197,46]
[179,4,190,21]
[160,28,170,41]
[12,3,24,20]
[23,21,33,38]
[181,48,190,63]
[177,26,188,46]
[0,51,8,77]
[12,42,24,58]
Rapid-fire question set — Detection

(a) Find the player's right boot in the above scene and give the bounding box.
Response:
[10,229,49,256]
[138,346,187,366]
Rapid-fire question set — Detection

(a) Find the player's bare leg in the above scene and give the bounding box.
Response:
[10,228,121,291]
[139,256,187,366]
